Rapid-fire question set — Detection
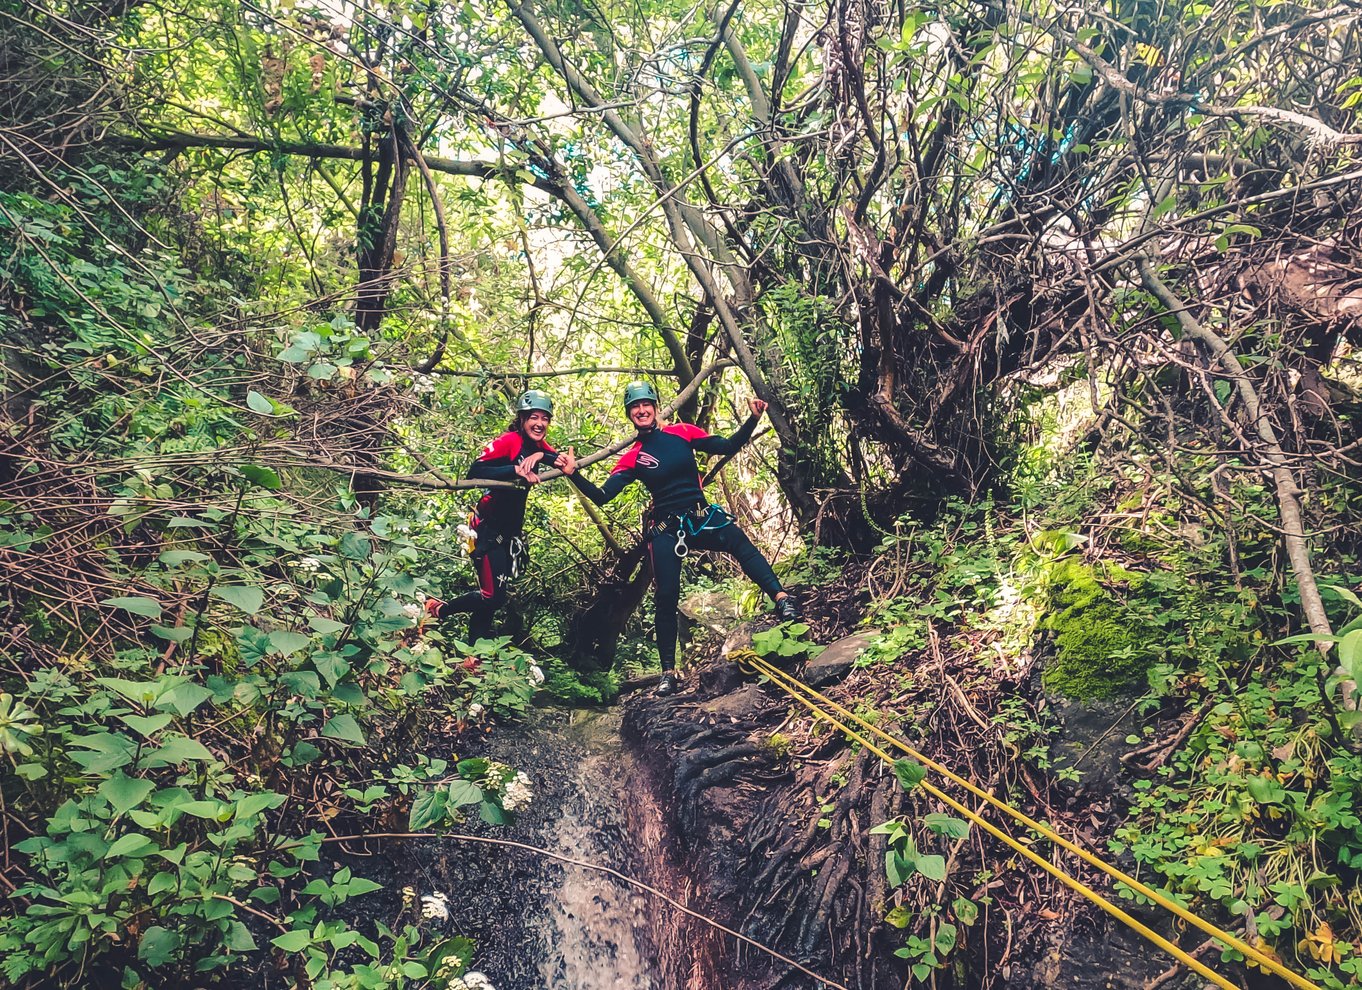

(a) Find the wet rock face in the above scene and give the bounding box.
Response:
[622,654,910,990]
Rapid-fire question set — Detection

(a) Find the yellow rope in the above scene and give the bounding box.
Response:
[740,653,1318,990]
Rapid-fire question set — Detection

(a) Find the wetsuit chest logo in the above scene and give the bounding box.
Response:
[637,451,660,469]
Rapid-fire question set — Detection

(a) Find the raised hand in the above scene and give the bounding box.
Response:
[556,447,578,475]
[748,398,768,418]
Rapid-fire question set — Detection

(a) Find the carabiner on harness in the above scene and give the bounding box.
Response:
[669,503,732,558]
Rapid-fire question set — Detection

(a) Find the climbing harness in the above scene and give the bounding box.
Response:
[508,535,526,578]
[658,503,733,558]
[733,651,1323,990]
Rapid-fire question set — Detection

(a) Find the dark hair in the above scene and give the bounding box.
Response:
[506,409,550,433]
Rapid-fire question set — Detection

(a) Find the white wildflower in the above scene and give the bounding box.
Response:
[467,702,485,718]
[528,664,544,686]
[409,640,430,657]
[501,772,534,813]
[420,891,450,921]
[402,602,423,620]
[411,372,437,396]
[449,973,496,990]
[296,556,321,572]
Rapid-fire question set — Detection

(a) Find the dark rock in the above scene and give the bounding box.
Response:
[802,628,878,687]
[1046,690,1143,799]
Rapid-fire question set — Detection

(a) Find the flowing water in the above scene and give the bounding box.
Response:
[396,706,679,990]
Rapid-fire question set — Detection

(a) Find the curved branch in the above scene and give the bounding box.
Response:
[280,359,736,491]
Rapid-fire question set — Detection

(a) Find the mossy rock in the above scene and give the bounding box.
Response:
[1039,560,1149,700]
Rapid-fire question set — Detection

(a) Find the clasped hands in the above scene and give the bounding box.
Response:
[513,448,577,485]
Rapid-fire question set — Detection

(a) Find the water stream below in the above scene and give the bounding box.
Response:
[393,706,674,990]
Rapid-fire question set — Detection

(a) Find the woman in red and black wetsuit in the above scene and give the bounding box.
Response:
[573,381,800,695]
[426,389,583,643]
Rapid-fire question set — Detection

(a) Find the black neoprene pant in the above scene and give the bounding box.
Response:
[438,539,513,643]
[648,523,783,671]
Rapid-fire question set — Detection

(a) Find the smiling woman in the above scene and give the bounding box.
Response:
[572,382,800,695]
[426,389,589,644]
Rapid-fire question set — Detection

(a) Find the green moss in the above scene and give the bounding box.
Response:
[1039,560,1150,700]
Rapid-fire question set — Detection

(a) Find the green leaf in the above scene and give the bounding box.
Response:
[223,921,258,953]
[238,465,283,490]
[935,921,958,953]
[886,849,915,887]
[150,624,194,643]
[339,532,371,560]
[271,930,312,952]
[102,596,163,619]
[885,904,914,928]
[211,585,264,614]
[158,550,210,566]
[99,773,156,816]
[308,616,347,635]
[147,872,178,896]
[313,653,350,689]
[178,799,229,820]
[1323,585,1362,610]
[1245,774,1285,805]
[106,832,157,859]
[235,791,286,819]
[480,801,509,825]
[893,758,927,791]
[268,630,312,656]
[322,713,365,746]
[139,926,181,966]
[156,682,215,717]
[246,390,275,414]
[1338,628,1362,671]
[409,789,447,830]
[923,813,970,840]
[141,735,214,768]
[118,712,173,738]
[952,896,979,926]
[916,853,947,882]
[448,779,482,807]
[68,732,138,773]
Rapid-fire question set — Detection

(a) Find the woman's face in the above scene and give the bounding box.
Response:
[628,400,657,430]
[521,410,551,442]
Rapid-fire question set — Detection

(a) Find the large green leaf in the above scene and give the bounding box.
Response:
[893,758,927,791]
[211,585,264,614]
[138,926,181,966]
[102,595,163,619]
[98,773,156,816]
[322,713,365,746]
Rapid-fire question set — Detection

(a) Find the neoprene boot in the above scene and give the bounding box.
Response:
[656,672,677,696]
[774,595,801,622]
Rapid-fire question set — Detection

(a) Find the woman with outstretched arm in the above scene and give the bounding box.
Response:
[425,389,583,644]
[572,381,799,695]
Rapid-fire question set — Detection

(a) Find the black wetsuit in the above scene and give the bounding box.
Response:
[439,429,586,642]
[574,416,783,671]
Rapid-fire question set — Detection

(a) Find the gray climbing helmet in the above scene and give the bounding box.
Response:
[515,389,554,417]
[622,380,659,411]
